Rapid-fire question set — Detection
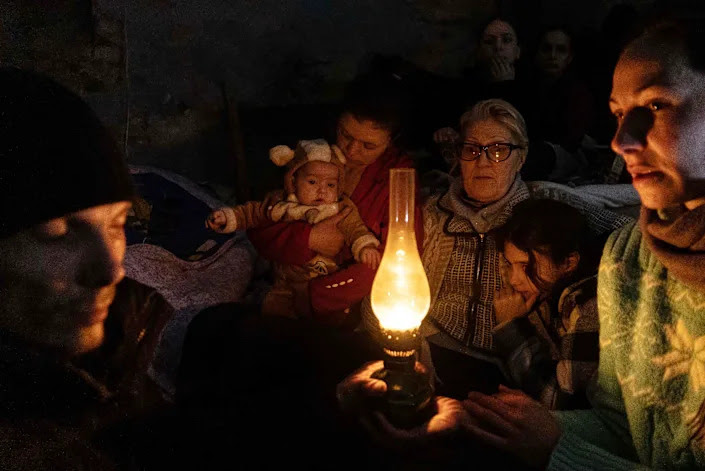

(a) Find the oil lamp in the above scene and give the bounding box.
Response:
[370,168,434,428]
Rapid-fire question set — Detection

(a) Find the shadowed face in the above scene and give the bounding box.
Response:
[610,41,705,210]
[0,201,131,356]
[536,30,573,78]
[477,19,521,65]
[336,113,392,169]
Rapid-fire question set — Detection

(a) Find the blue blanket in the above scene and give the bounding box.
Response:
[126,172,232,260]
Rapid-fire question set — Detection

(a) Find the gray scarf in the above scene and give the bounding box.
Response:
[447,175,527,233]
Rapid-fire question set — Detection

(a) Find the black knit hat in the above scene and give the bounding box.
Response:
[0,68,134,238]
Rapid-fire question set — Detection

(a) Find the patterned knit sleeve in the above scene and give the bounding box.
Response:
[548,223,644,469]
[548,410,651,470]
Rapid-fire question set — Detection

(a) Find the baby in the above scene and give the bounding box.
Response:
[207,139,381,318]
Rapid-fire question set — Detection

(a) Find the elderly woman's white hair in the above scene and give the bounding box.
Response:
[459,98,529,149]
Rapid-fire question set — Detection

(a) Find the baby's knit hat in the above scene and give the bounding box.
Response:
[0,67,134,238]
[269,139,346,195]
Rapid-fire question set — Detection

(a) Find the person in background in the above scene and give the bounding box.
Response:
[432,17,527,149]
[475,16,523,85]
[0,67,175,470]
[521,25,598,183]
[494,198,602,410]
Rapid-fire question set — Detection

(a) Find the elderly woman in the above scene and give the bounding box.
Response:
[422,98,531,396]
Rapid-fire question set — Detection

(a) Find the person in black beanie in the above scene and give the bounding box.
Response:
[0,67,176,470]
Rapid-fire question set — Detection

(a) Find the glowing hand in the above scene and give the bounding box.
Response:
[337,361,468,459]
[360,247,381,270]
[461,385,561,469]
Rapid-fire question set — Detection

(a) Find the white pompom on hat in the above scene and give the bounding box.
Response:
[269,138,347,195]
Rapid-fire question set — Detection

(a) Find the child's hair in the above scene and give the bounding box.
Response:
[497,199,598,291]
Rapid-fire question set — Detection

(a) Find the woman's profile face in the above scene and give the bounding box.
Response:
[459,118,525,204]
[610,42,705,210]
[336,113,392,169]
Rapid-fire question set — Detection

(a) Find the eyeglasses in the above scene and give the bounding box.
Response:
[458,142,523,163]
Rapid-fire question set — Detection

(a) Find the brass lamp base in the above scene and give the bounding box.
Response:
[371,349,435,429]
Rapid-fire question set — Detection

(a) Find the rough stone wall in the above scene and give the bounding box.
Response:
[1,0,655,185]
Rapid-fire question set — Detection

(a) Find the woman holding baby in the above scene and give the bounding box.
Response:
[247,72,424,326]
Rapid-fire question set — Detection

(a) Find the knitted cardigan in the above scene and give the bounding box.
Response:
[420,178,529,351]
[548,221,705,470]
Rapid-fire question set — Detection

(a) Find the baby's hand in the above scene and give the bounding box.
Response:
[206,210,227,232]
[360,247,381,270]
[305,208,320,224]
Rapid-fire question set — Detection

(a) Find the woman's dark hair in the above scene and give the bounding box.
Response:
[476,16,522,45]
[339,72,409,140]
[625,14,705,73]
[535,23,575,52]
[497,198,599,291]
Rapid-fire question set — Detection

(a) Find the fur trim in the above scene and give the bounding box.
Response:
[268,202,290,222]
[352,234,380,261]
[300,139,333,162]
[309,203,339,223]
[222,206,239,233]
[269,200,339,224]
[280,139,347,195]
[270,145,296,166]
